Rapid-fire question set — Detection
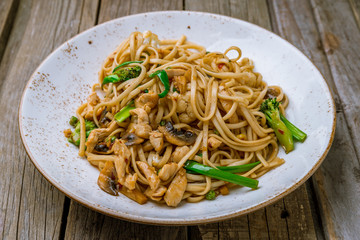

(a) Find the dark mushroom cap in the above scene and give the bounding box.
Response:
[97,161,118,196]
[122,133,144,146]
[158,121,197,146]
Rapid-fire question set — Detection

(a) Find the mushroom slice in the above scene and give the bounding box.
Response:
[97,161,118,196]
[164,168,187,207]
[122,133,144,146]
[158,121,197,146]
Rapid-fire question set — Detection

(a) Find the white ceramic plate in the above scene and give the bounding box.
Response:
[19,11,336,225]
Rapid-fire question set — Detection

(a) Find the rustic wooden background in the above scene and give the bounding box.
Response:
[1,0,359,239]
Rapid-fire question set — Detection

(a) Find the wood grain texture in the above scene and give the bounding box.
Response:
[0,0,87,239]
[310,0,360,158]
[79,0,100,32]
[65,202,186,240]
[0,0,18,62]
[98,0,183,24]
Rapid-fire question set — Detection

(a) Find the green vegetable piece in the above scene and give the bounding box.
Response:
[85,120,97,131]
[213,129,220,135]
[110,136,116,142]
[69,116,78,127]
[114,101,136,123]
[149,70,170,98]
[102,74,120,86]
[184,160,259,189]
[160,120,166,126]
[217,162,260,173]
[112,61,143,73]
[205,190,216,200]
[144,89,149,93]
[102,65,142,86]
[196,152,203,157]
[280,113,307,142]
[260,98,294,153]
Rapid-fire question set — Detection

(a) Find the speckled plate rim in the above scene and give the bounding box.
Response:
[19,10,336,225]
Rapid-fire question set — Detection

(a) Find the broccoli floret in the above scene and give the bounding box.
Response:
[114,66,141,82]
[260,98,294,153]
[69,116,78,127]
[205,190,216,200]
[68,117,97,147]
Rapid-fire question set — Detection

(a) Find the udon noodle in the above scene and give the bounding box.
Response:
[67,31,287,207]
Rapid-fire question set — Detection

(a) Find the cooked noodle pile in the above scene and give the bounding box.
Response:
[70,31,287,207]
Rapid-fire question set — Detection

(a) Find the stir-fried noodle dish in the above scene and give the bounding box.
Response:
[65,31,306,207]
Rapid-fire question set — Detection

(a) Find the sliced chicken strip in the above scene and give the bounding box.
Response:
[149,131,164,152]
[136,161,160,190]
[164,168,187,207]
[158,163,178,181]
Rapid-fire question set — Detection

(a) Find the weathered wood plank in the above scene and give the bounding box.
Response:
[0,0,18,63]
[270,0,360,239]
[65,201,186,240]
[63,1,187,239]
[0,0,89,239]
[79,0,100,32]
[248,209,269,239]
[349,0,360,30]
[283,185,316,239]
[265,200,289,239]
[311,0,360,159]
[98,0,183,24]
[219,216,249,240]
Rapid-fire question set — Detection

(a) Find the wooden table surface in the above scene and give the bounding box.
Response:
[1,0,359,239]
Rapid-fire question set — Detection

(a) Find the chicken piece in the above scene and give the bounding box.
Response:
[88,92,100,105]
[219,89,239,123]
[123,173,138,190]
[149,131,164,152]
[119,187,147,204]
[208,137,222,150]
[63,129,72,138]
[86,121,118,153]
[130,108,152,138]
[112,140,131,185]
[142,140,154,152]
[219,185,229,195]
[135,93,159,113]
[165,68,186,79]
[84,93,100,120]
[176,92,196,124]
[164,168,187,207]
[144,185,167,201]
[171,146,190,163]
[173,76,187,94]
[136,161,160,190]
[158,163,178,181]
